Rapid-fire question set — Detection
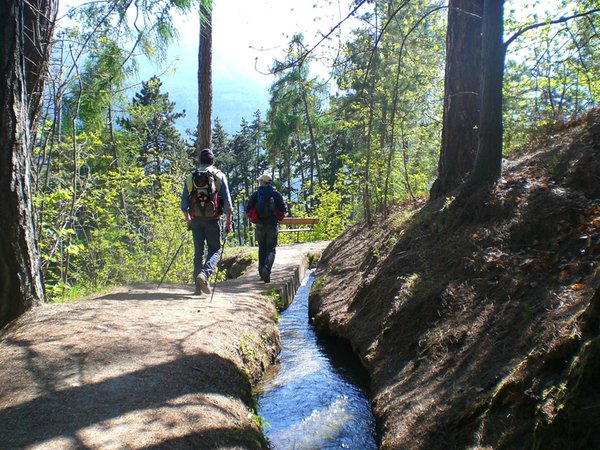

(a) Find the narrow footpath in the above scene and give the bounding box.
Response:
[0,242,329,450]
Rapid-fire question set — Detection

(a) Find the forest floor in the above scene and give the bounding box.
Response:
[310,108,600,449]
[0,241,329,449]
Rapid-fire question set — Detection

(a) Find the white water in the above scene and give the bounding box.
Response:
[257,270,377,449]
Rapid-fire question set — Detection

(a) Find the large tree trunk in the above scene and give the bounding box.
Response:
[197,2,213,151]
[464,0,505,190]
[430,0,483,199]
[0,0,56,328]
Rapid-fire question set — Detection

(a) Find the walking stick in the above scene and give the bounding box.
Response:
[157,231,188,289]
[209,221,231,303]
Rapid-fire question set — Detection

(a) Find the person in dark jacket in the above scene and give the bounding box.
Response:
[245,174,286,283]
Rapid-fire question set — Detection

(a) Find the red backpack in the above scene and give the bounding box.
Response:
[187,169,222,218]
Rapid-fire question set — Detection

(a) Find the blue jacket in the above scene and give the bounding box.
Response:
[246,185,286,226]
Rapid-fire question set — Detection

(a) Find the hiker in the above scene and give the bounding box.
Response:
[245,174,286,283]
[181,148,233,295]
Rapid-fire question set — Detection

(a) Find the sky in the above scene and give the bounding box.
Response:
[137,0,561,135]
[57,0,566,136]
[138,0,355,134]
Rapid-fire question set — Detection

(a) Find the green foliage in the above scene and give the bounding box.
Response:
[308,176,355,240]
[503,1,600,152]
[35,0,600,301]
[249,407,270,431]
[264,288,284,311]
[119,76,192,175]
[35,77,194,300]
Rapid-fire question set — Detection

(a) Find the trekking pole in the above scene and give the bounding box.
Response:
[157,230,188,289]
[209,220,232,303]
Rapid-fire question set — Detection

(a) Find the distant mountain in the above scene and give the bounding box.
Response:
[137,55,271,139]
[131,0,343,139]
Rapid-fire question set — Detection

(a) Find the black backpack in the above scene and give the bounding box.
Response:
[188,169,221,218]
[256,190,276,222]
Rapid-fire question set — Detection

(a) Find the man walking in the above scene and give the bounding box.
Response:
[181,148,233,295]
[246,174,286,283]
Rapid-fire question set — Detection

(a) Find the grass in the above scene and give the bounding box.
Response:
[239,334,259,373]
[305,250,322,268]
[223,245,257,262]
[309,272,328,298]
[264,288,284,312]
[49,283,116,303]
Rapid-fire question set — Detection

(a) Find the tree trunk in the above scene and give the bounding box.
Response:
[295,136,306,190]
[464,0,505,190]
[430,0,483,199]
[299,77,320,188]
[197,2,213,151]
[235,204,242,246]
[364,103,374,223]
[0,0,56,328]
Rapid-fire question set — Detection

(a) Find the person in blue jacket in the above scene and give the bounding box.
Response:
[245,174,287,283]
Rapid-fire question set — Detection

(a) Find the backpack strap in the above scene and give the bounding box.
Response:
[209,167,223,192]
[186,168,223,194]
[185,172,194,195]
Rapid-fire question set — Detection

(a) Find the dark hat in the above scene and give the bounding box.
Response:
[199,148,214,163]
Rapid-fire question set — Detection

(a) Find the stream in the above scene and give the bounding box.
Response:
[256,270,377,449]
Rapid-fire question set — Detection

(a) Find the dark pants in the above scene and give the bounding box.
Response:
[191,218,221,279]
[255,223,278,276]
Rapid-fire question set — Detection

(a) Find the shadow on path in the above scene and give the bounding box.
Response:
[0,348,256,448]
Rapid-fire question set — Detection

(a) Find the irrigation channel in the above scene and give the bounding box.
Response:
[256,270,377,449]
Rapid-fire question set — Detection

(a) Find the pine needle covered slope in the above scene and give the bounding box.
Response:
[309,109,600,449]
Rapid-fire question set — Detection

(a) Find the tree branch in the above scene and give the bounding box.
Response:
[271,0,370,74]
[362,4,446,93]
[505,8,600,49]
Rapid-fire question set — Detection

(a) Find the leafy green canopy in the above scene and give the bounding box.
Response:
[33,0,599,299]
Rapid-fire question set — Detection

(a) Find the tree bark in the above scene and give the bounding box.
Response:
[430,0,483,199]
[364,103,374,223]
[298,72,320,188]
[0,0,56,328]
[464,0,505,190]
[198,2,213,151]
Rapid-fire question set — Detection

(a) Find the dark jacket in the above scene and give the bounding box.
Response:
[246,185,286,226]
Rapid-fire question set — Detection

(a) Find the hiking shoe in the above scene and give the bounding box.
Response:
[260,265,270,283]
[195,272,212,295]
[194,274,202,294]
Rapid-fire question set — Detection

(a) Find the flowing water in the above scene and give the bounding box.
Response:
[256,270,377,449]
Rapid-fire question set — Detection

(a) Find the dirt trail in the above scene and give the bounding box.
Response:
[0,242,329,450]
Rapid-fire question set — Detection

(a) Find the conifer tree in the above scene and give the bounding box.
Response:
[120,76,189,176]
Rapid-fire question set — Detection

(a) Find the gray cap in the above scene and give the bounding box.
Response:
[257,173,272,183]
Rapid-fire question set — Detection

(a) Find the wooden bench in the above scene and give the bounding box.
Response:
[279,217,319,241]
